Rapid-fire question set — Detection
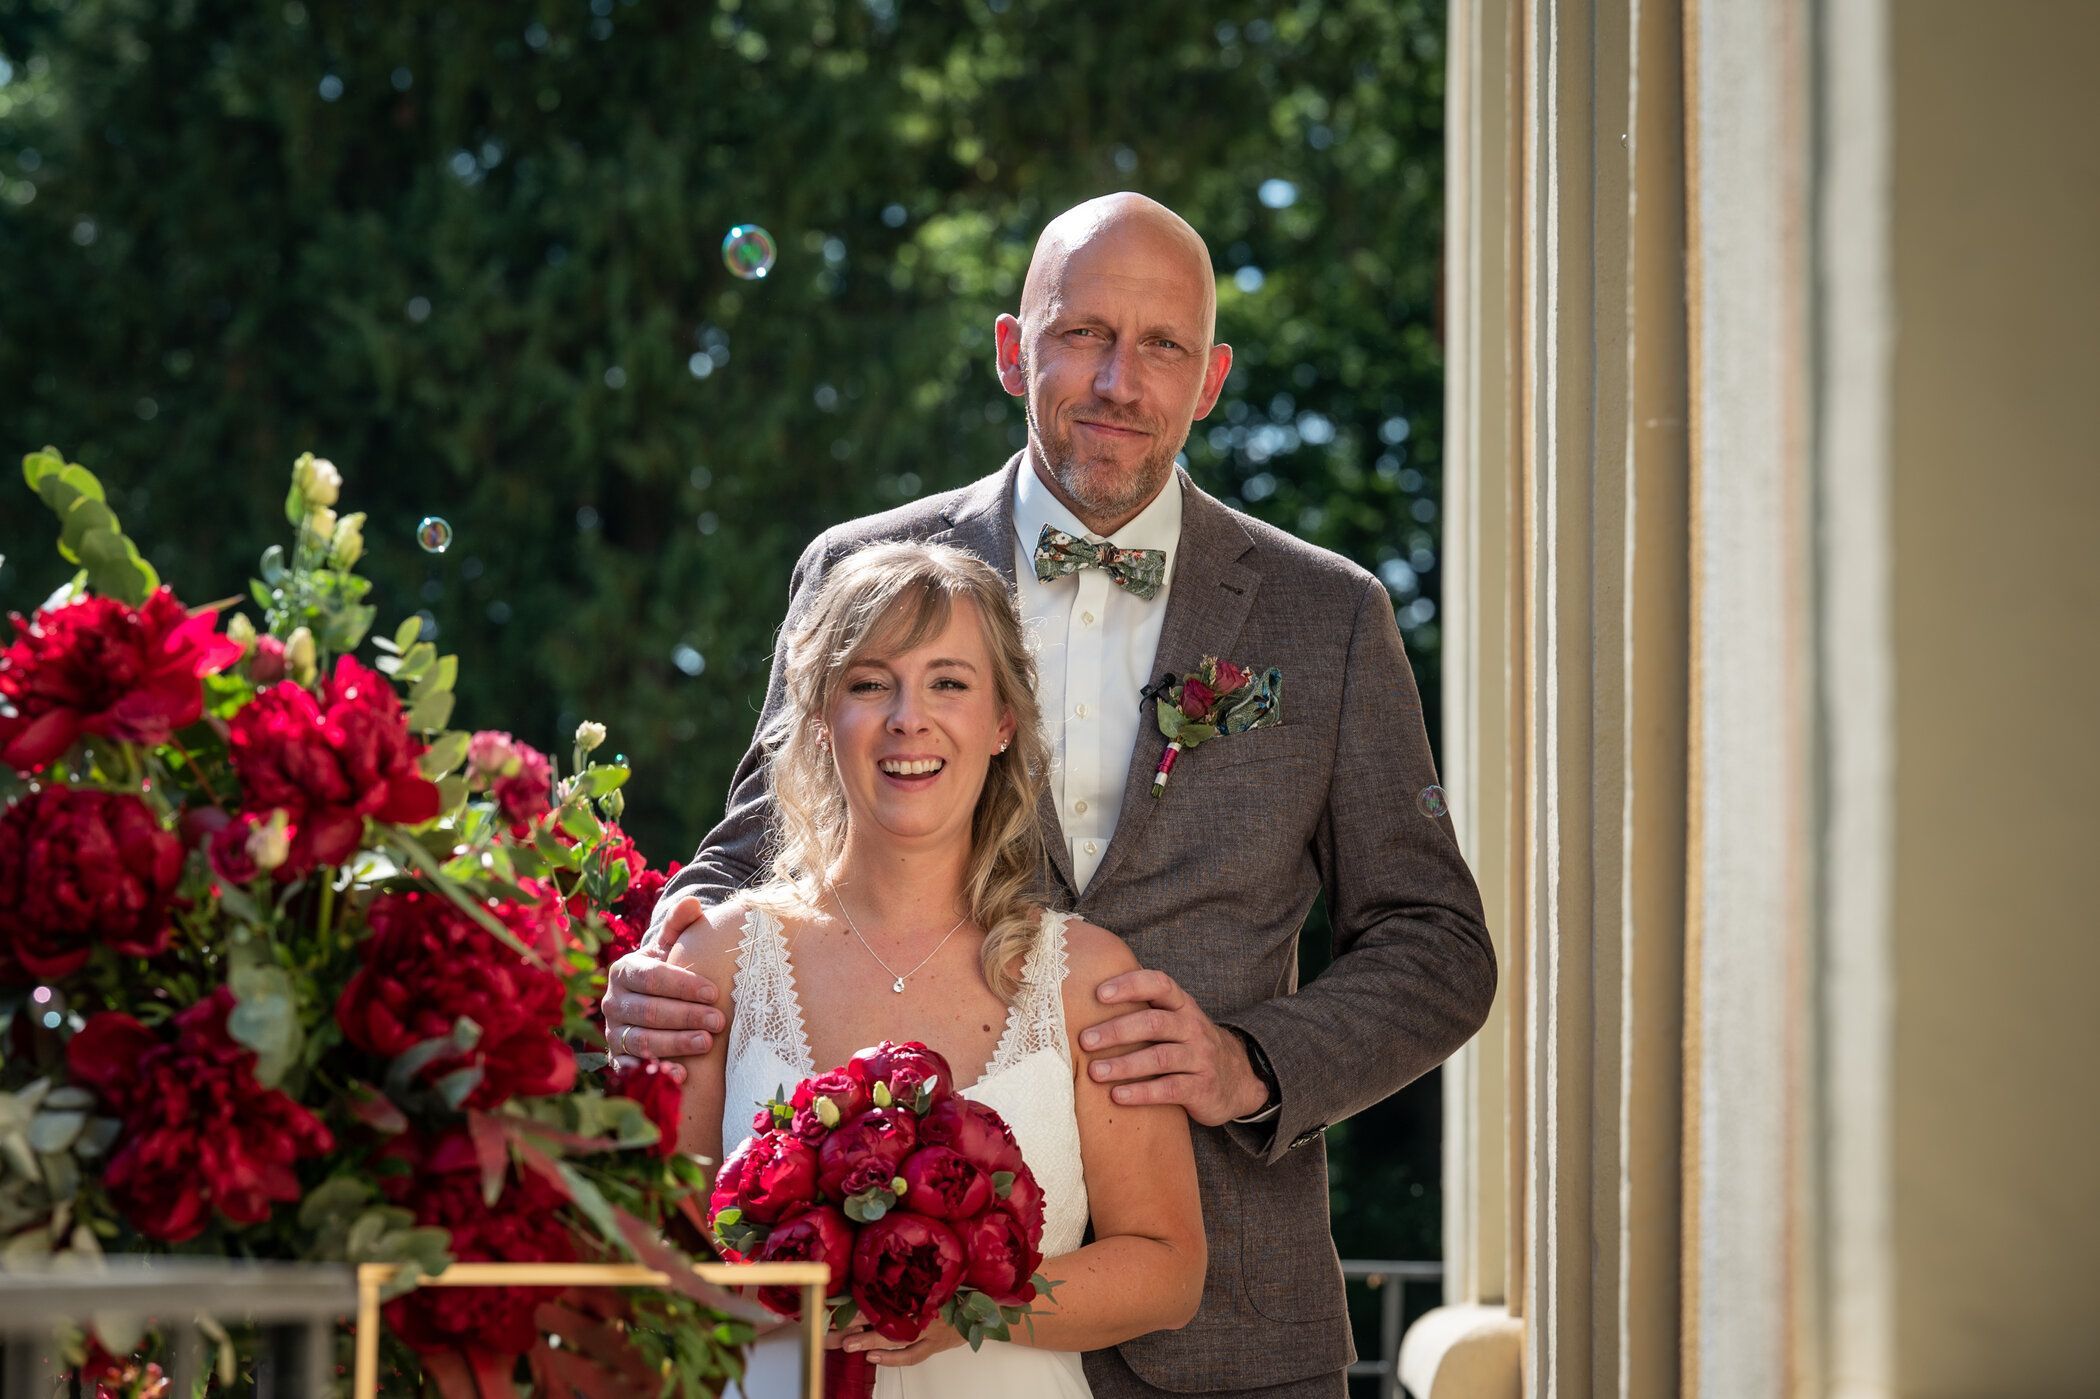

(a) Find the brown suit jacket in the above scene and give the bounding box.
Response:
[655,456,1496,1395]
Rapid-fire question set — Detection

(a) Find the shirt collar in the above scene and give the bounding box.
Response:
[1013,460,1184,562]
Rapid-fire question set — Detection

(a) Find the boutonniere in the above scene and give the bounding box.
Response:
[1146,656,1283,796]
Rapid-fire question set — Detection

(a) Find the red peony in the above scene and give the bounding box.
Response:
[732,1133,821,1224]
[226,654,441,873]
[815,1107,918,1202]
[959,1207,1041,1306]
[380,1130,576,1356]
[998,1167,1047,1239]
[0,786,182,981]
[788,1066,871,1143]
[708,1138,754,1260]
[1179,677,1216,720]
[0,587,243,773]
[336,883,575,1109]
[850,1211,966,1342]
[897,1146,992,1221]
[918,1097,1025,1178]
[848,1041,954,1110]
[65,989,333,1242]
[753,1206,854,1318]
[604,1060,682,1159]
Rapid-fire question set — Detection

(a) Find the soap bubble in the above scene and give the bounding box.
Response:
[416,516,454,554]
[1418,785,1448,818]
[721,224,777,280]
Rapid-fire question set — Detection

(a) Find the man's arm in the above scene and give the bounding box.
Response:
[1217,572,1498,1164]
[603,530,833,1069]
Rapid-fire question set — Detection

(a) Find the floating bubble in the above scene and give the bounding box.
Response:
[1418,785,1449,818]
[721,225,777,280]
[416,516,453,554]
[31,985,54,1005]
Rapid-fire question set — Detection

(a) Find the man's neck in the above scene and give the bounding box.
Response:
[1027,451,1172,538]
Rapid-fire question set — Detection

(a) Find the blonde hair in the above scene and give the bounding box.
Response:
[751,541,1051,1002]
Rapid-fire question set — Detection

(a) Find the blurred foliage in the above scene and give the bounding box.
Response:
[0,0,1450,1323]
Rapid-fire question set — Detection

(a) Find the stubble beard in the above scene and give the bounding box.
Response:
[1025,396,1181,529]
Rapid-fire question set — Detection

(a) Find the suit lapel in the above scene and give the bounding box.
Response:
[929,455,1078,899]
[1080,475,1259,902]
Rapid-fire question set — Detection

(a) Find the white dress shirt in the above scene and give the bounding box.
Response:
[1011,463,1182,893]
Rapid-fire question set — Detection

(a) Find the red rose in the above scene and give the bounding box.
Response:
[734,1132,821,1223]
[959,1207,1042,1306]
[1211,660,1251,694]
[897,1146,992,1221]
[66,990,334,1242]
[227,655,441,873]
[789,1067,871,1142]
[815,1106,918,1201]
[0,786,182,981]
[917,1097,1025,1178]
[848,1041,954,1110]
[1179,677,1216,720]
[753,1206,854,1318]
[465,730,555,833]
[850,1212,966,1342]
[381,1130,576,1355]
[0,587,243,773]
[336,884,575,1109]
[998,1167,1047,1239]
[605,1060,682,1159]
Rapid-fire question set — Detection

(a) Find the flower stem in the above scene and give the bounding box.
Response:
[169,733,223,807]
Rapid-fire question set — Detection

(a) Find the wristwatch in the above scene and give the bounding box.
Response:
[1227,1026,1282,1125]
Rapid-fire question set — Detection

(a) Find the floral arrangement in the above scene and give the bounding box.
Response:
[707,1040,1055,1399]
[1147,655,1283,796]
[0,448,751,1396]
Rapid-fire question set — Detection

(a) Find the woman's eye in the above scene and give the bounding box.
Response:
[848,679,886,693]
[934,678,969,691]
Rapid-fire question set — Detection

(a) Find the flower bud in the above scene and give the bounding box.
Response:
[603,788,625,822]
[250,635,287,685]
[246,809,293,874]
[226,613,257,649]
[574,720,607,753]
[293,452,342,508]
[286,627,317,687]
[309,506,338,541]
[329,511,366,569]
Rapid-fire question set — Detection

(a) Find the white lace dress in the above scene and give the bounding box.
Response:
[723,906,1093,1399]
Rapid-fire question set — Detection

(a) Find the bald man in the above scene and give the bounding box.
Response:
[607,193,1495,1398]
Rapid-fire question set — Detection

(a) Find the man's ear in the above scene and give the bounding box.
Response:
[994,313,1027,397]
[1194,342,1234,420]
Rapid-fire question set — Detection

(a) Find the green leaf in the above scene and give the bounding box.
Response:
[78,528,158,606]
[412,654,458,700]
[260,545,288,586]
[228,963,302,1088]
[27,1110,86,1154]
[434,1066,485,1109]
[991,1170,1015,1199]
[582,764,631,797]
[395,642,437,683]
[406,690,455,733]
[393,615,423,652]
[420,730,471,778]
[559,802,604,843]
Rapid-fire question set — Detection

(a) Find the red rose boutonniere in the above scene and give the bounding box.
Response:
[1148,656,1283,796]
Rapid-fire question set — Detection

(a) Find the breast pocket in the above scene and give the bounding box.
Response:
[1175,722,1327,779]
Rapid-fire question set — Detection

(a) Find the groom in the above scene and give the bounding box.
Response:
[606,193,1495,1397]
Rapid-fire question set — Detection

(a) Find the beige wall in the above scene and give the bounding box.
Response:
[1887,2,2100,1390]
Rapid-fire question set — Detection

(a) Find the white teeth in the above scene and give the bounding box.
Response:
[879,758,945,776]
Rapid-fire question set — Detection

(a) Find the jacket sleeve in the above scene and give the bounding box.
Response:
[645,530,832,945]
[1218,573,1498,1164]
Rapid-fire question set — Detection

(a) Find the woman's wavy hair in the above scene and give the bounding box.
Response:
[750,540,1050,1002]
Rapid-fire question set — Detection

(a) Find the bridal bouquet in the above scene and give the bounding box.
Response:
[0,448,752,1396]
[708,1041,1056,1399]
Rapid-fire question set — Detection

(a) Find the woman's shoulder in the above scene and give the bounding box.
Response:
[1048,912,1139,1031]
[665,893,759,980]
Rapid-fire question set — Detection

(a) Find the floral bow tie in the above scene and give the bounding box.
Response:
[1031,524,1167,601]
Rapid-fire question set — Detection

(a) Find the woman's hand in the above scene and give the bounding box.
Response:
[831,1317,965,1368]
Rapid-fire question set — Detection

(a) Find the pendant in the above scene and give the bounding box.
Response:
[892,978,905,994]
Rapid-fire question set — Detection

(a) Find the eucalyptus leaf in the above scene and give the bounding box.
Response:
[26,1110,86,1155]
[406,690,455,733]
[393,615,423,652]
[228,963,302,1087]
[420,730,471,778]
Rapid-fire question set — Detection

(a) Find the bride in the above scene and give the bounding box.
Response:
[668,541,1204,1396]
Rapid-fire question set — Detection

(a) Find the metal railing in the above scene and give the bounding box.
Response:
[1341,1259,1443,1399]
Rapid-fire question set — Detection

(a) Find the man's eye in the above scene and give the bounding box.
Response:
[1067,327,1099,339]
[1152,339,1183,353]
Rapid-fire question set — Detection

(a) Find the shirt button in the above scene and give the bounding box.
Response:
[1084,841,1099,856]
[1075,702,1089,719]
[1081,611,1096,626]
[1074,800,1088,815]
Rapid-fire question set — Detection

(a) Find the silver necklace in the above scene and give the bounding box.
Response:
[825,880,971,994]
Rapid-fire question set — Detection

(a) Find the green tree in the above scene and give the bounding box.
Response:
[1,0,1450,1359]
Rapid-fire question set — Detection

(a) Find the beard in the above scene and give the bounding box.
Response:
[1025,395,1182,525]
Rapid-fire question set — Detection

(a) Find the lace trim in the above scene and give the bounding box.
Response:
[733,905,814,1079]
[987,908,1074,1075]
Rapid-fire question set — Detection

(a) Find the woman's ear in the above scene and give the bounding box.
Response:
[995,708,1017,755]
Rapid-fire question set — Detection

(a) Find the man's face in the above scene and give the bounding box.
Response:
[996,224,1232,531]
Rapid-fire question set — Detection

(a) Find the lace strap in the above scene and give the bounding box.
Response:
[991,908,1073,1069]
[732,905,815,1076]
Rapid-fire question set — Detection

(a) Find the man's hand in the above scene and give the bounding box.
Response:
[1080,968,1270,1127]
[602,896,724,1084]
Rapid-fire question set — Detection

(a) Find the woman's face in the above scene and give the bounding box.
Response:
[825,597,1017,853]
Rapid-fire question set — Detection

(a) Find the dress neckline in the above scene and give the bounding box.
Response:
[742,905,1055,1097]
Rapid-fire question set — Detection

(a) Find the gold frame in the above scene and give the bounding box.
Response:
[352,1261,828,1399]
